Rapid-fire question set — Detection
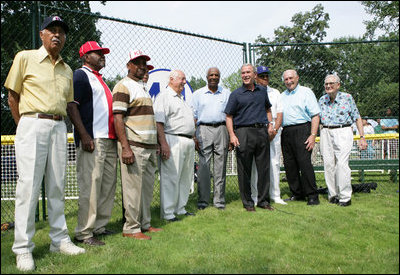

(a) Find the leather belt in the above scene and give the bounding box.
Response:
[23,113,64,121]
[199,122,226,127]
[234,123,266,130]
[166,133,193,139]
[322,123,352,129]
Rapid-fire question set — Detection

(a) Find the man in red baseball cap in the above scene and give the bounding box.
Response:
[79,41,110,58]
[68,41,117,246]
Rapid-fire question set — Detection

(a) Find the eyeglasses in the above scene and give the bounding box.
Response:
[258,74,269,80]
[324,82,338,86]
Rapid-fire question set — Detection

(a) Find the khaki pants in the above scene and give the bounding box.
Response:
[119,144,157,234]
[74,138,117,240]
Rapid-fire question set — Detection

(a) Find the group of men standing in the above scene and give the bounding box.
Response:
[5,15,369,272]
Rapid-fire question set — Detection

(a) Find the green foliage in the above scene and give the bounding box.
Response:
[1,1,105,134]
[188,76,206,92]
[362,1,399,38]
[222,69,242,92]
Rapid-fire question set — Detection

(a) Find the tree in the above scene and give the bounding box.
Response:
[222,69,242,92]
[1,1,106,134]
[362,1,399,39]
[253,4,332,97]
[188,76,206,92]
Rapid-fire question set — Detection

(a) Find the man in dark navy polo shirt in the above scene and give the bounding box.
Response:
[224,64,274,212]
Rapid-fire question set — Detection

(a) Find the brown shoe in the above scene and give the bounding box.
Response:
[258,204,274,211]
[122,232,151,240]
[245,206,256,212]
[74,237,105,246]
[142,227,163,233]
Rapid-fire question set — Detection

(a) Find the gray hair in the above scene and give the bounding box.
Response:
[281,69,298,81]
[325,74,340,83]
[170,70,182,80]
[241,63,256,72]
[206,67,220,77]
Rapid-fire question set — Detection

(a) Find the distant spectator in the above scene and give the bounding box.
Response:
[380,108,399,159]
[361,119,375,159]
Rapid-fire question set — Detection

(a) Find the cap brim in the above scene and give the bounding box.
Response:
[130,55,151,62]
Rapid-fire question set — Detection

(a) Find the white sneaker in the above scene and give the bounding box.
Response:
[16,253,35,271]
[273,198,288,205]
[50,241,86,255]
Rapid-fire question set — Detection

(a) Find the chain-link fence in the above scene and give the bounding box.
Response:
[1,3,399,223]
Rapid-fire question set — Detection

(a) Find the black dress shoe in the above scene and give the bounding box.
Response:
[166,217,180,222]
[74,236,105,246]
[257,204,274,211]
[307,197,320,205]
[329,197,339,204]
[245,206,256,212]
[94,229,115,236]
[184,212,195,216]
[338,200,351,207]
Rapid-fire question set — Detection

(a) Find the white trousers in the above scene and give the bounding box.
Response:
[251,128,282,203]
[13,117,70,255]
[160,134,194,220]
[320,127,353,202]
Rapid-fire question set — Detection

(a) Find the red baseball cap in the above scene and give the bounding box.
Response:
[128,49,150,62]
[79,41,110,58]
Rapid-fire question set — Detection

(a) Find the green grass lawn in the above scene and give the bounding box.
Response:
[1,172,399,274]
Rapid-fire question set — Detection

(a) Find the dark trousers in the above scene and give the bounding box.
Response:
[281,122,318,199]
[235,127,270,208]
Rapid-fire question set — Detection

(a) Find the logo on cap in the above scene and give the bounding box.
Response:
[53,16,62,21]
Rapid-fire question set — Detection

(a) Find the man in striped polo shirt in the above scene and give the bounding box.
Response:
[68,41,117,246]
[112,49,162,240]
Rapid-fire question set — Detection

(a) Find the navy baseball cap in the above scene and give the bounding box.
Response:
[41,15,69,34]
[257,66,271,75]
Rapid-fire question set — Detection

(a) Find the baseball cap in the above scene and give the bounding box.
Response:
[257,66,271,75]
[79,41,110,58]
[41,15,69,34]
[147,64,154,70]
[128,49,151,62]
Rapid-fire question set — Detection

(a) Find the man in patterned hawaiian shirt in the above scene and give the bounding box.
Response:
[318,74,367,207]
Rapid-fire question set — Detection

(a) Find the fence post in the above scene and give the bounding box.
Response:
[243,43,248,64]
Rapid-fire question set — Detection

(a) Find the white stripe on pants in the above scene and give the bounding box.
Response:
[251,129,282,203]
[12,117,70,255]
[320,127,353,202]
[160,134,194,220]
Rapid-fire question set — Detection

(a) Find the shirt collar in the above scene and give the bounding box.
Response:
[205,85,222,94]
[167,86,183,98]
[38,45,64,64]
[324,91,341,104]
[83,65,102,76]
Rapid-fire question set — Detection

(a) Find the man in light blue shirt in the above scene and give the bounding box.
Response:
[191,67,231,210]
[281,69,321,205]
